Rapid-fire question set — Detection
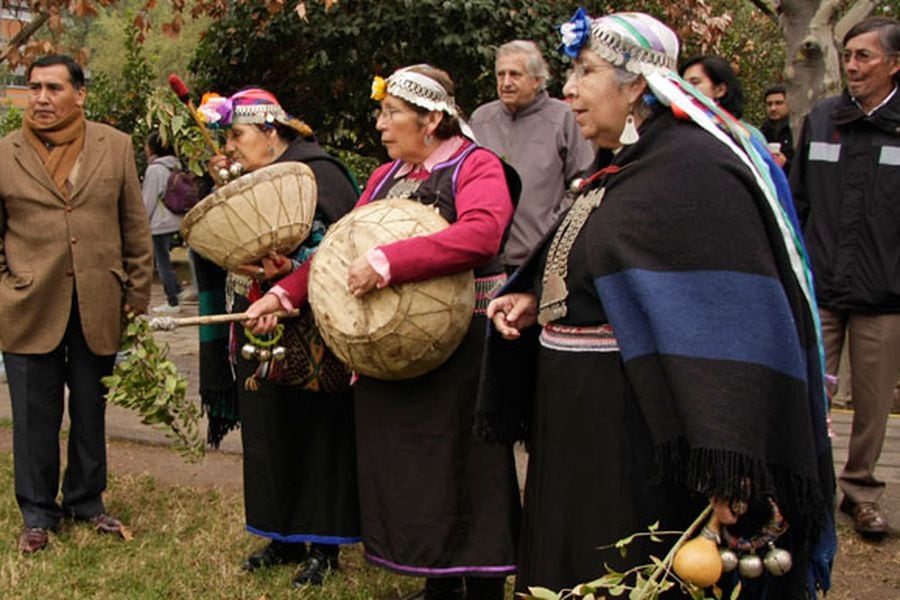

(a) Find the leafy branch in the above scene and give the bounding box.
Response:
[519,505,741,600]
[102,314,205,462]
[144,88,219,176]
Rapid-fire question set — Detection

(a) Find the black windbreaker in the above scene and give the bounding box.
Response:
[790,89,900,313]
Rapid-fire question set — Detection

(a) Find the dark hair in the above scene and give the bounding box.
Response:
[27,54,85,89]
[401,65,464,140]
[146,131,174,157]
[764,84,786,99]
[679,55,745,119]
[843,16,900,83]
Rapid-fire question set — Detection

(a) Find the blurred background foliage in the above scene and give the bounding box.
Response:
[2,0,898,181]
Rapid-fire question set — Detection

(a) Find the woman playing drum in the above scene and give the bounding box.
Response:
[246,65,520,600]
[198,88,360,588]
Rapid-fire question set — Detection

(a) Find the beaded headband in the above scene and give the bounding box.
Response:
[560,9,678,77]
[197,89,313,137]
[232,102,290,126]
[198,89,290,128]
[371,66,460,118]
[371,66,479,141]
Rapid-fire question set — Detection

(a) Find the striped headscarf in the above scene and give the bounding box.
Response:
[560,9,678,76]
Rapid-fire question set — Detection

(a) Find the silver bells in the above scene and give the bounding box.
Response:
[723,543,792,579]
[217,161,243,183]
[738,553,764,578]
[763,544,793,576]
[719,548,738,573]
[241,342,286,363]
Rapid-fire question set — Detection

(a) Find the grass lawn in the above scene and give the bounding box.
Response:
[0,450,420,599]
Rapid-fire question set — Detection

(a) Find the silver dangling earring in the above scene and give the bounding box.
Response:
[423,134,433,147]
[619,113,639,145]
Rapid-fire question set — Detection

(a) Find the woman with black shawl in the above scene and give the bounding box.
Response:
[198,88,360,589]
[480,10,835,599]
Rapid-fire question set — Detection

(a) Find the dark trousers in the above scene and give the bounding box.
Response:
[4,298,116,529]
[152,233,182,306]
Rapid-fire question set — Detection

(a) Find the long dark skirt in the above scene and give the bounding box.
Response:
[355,316,520,577]
[516,347,702,593]
[236,323,360,544]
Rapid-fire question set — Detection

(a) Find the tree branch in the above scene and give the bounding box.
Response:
[834,0,877,46]
[0,12,50,63]
[747,0,778,25]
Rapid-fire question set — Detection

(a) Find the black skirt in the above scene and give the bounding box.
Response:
[516,346,702,592]
[236,318,360,544]
[354,316,520,577]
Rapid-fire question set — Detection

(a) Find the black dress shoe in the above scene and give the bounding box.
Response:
[242,540,307,571]
[292,554,339,587]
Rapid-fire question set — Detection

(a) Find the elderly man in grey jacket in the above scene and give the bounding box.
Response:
[470,40,594,270]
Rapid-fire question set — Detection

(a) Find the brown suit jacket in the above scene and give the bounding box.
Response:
[0,121,152,355]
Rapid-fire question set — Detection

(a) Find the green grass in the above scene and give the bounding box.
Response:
[0,452,419,599]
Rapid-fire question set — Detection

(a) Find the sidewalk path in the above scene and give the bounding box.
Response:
[0,279,897,524]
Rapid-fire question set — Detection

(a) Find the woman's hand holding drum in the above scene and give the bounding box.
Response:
[346,255,384,298]
[234,251,293,282]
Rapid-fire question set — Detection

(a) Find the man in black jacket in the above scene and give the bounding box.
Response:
[759,84,793,173]
[791,16,900,540]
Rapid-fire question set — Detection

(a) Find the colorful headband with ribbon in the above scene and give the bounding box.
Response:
[559,9,679,77]
[197,89,291,129]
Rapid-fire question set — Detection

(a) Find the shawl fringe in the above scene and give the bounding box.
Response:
[654,439,829,541]
[201,387,240,448]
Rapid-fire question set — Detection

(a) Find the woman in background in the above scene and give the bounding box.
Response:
[679,55,768,144]
[142,131,183,314]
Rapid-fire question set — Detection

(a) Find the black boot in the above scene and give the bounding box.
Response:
[465,576,505,600]
[425,577,465,600]
[292,543,339,587]
[242,540,307,571]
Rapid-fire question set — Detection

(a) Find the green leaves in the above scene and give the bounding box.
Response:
[102,314,204,462]
[532,508,734,600]
[144,88,217,176]
[523,587,560,600]
[189,0,587,160]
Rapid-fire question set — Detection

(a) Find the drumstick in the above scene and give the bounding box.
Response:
[168,74,221,155]
[149,309,300,331]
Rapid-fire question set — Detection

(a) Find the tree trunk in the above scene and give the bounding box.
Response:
[777,0,877,139]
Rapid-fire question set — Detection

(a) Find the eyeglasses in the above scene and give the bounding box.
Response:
[374,107,407,123]
[840,49,895,64]
[569,62,616,80]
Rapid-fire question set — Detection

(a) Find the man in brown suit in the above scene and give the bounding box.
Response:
[0,55,152,553]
